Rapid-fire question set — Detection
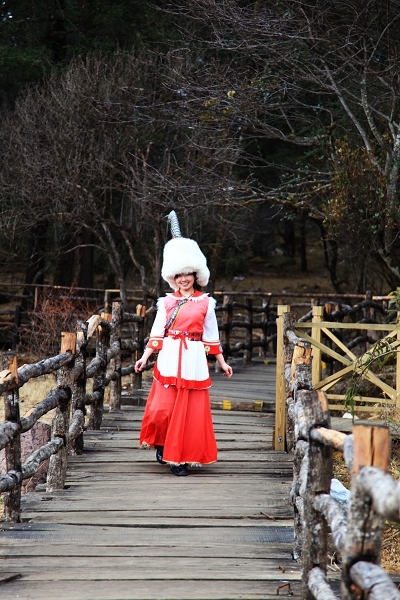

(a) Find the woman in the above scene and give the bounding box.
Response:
[135,213,232,476]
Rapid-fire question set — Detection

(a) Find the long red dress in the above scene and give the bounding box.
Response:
[139,291,222,465]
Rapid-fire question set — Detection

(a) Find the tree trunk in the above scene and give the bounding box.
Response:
[299,215,308,272]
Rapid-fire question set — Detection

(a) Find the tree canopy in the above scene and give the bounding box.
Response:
[1,1,400,297]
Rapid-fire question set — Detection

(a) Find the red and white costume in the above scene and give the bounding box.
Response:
[139,290,222,465]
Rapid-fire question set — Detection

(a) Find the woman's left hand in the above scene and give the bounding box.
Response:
[221,363,233,378]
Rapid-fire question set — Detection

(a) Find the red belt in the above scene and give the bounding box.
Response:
[165,330,202,350]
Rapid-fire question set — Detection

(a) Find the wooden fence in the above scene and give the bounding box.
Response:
[286,331,400,599]
[0,301,152,522]
[0,284,393,361]
[274,305,400,451]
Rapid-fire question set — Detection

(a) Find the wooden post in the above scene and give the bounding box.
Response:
[396,312,400,409]
[109,302,122,410]
[11,305,21,351]
[312,305,324,387]
[104,289,111,313]
[243,298,253,365]
[72,324,87,455]
[34,286,39,310]
[297,389,333,600]
[132,305,146,390]
[341,424,390,600]
[274,305,290,450]
[260,297,269,357]
[220,294,232,358]
[89,314,111,430]
[282,311,296,452]
[1,353,21,522]
[46,332,76,492]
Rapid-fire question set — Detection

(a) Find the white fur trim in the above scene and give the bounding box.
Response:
[161,238,210,290]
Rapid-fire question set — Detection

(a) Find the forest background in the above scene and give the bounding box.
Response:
[1,0,400,304]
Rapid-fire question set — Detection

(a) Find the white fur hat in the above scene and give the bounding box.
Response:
[161,211,210,290]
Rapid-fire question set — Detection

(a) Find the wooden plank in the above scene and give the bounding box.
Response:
[274,305,290,450]
[0,579,302,600]
[4,367,299,600]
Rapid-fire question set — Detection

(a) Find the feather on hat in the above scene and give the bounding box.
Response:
[162,211,210,291]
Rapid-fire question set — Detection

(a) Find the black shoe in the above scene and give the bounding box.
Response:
[170,464,190,476]
[155,446,166,465]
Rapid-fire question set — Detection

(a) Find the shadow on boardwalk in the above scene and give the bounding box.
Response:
[1,362,303,600]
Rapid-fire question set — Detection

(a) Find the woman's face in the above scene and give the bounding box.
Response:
[174,273,195,292]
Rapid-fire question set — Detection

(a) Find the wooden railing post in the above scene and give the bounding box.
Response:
[1,353,21,521]
[47,332,76,492]
[12,305,21,351]
[341,424,390,600]
[261,298,269,357]
[72,323,87,455]
[297,390,333,600]
[221,294,232,358]
[132,304,146,390]
[89,314,111,430]
[274,305,290,450]
[109,301,122,410]
[244,298,253,365]
[312,305,324,387]
[104,289,111,314]
[282,311,296,452]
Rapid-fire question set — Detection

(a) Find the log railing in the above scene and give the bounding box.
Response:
[275,306,400,450]
[283,326,400,599]
[0,301,150,522]
[1,284,393,361]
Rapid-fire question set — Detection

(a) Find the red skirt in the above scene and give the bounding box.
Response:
[139,379,217,465]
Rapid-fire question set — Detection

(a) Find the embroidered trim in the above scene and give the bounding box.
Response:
[166,292,209,302]
[164,298,188,330]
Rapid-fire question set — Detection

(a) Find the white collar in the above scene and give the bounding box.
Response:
[166,293,209,302]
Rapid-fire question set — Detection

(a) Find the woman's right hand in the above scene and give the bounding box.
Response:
[135,357,147,373]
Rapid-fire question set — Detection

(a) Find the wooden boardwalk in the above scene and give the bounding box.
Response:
[0,362,303,599]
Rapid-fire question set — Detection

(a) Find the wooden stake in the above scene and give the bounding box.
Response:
[352,424,390,475]
[342,424,390,600]
[89,317,110,430]
[274,305,290,450]
[295,389,332,600]
[132,305,145,391]
[282,311,296,452]
[312,306,324,387]
[61,332,77,354]
[1,353,21,522]
[71,324,87,455]
[47,337,75,492]
[2,353,18,389]
[109,302,122,410]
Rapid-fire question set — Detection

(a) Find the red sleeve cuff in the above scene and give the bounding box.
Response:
[203,341,223,355]
[146,337,164,352]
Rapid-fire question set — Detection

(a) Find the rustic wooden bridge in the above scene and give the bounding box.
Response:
[0,361,304,600]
